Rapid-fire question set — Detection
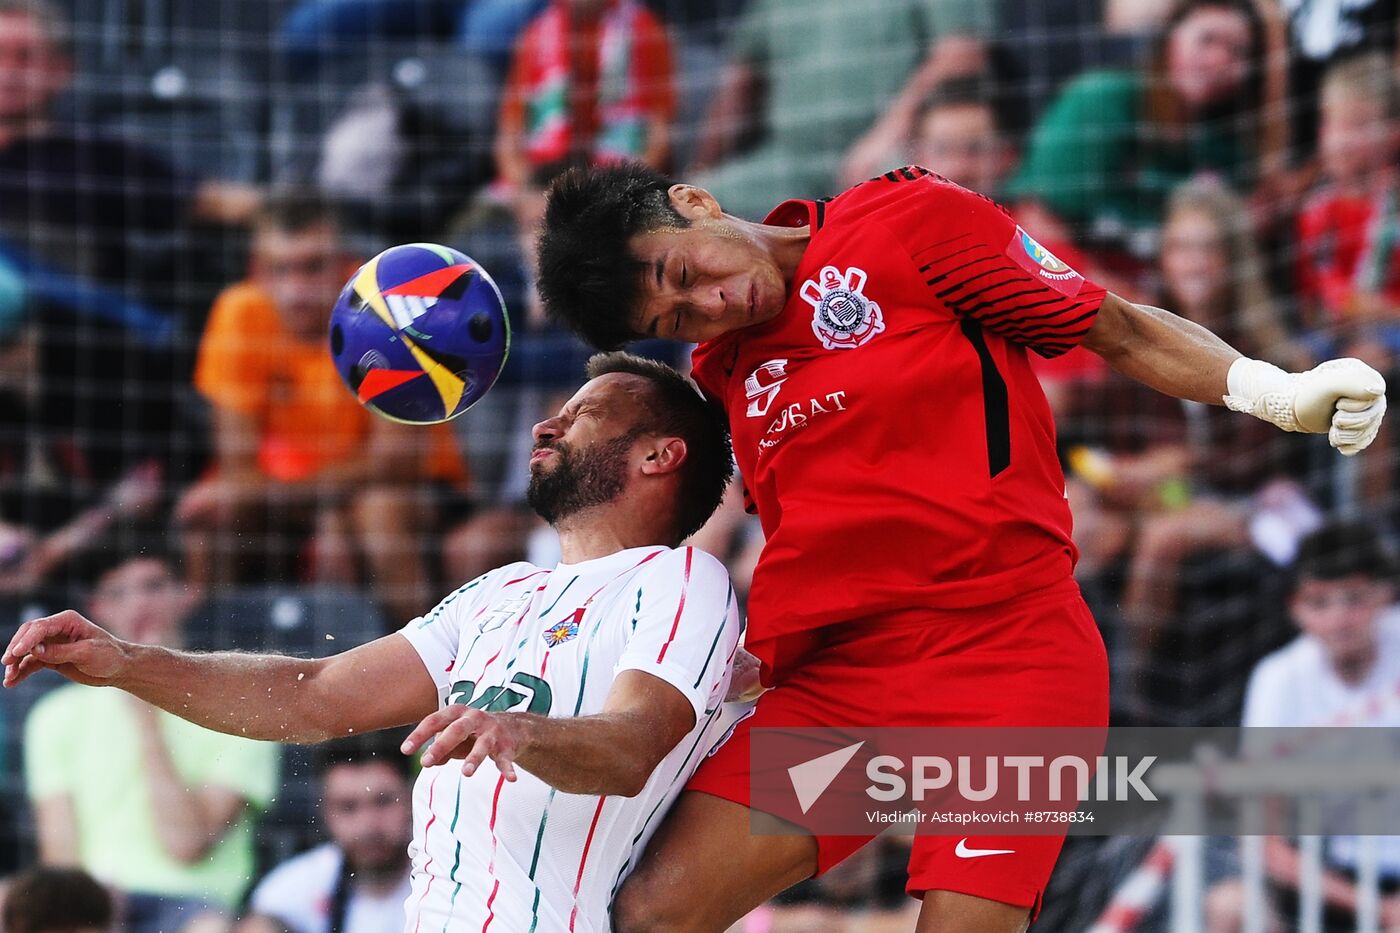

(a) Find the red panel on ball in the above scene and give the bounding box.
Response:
[356,368,426,402]
[381,264,474,298]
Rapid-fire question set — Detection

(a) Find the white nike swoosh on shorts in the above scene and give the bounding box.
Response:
[954,838,1016,858]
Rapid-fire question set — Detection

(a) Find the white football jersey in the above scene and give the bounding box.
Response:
[397,545,743,933]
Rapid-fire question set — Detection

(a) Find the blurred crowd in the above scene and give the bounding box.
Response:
[0,0,1398,929]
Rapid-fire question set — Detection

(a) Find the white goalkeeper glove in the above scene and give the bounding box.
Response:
[1223,357,1387,456]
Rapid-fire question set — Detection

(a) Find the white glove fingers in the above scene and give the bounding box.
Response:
[1293,358,1387,435]
[1336,397,1379,414]
[1333,412,1377,430]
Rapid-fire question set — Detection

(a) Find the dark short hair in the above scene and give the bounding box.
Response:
[2,868,112,933]
[1291,520,1398,588]
[915,74,1010,138]
[70,531,181,597]
[586,352,732,542]
[317,728,414,783]
[253,190,343,237]
[538,163,690,350]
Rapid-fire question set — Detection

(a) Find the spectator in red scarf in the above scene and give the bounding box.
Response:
[494,0,675,192]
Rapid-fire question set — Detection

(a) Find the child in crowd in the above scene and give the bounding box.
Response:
[1296,53,1400,362]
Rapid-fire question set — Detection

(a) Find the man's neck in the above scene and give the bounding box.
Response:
[554,507,670,564]
[742,217,811,289]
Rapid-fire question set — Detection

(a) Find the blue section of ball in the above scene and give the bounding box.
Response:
[328,243,511,424]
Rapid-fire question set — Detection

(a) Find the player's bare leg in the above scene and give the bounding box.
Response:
[612,791,819,933]
[914,890,1030,933]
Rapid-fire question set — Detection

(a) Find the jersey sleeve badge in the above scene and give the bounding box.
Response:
[1006,227,1085,297]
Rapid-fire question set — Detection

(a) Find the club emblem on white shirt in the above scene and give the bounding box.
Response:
[801,265,885,350]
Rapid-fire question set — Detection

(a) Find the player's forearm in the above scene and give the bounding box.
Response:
[1084,297,1241,405]
[509,710,670,797]
[114,644,333,743]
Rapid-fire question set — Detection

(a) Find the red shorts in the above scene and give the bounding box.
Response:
[687,576,1109,913]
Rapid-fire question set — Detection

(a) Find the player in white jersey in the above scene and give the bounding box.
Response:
[398,541,739,933]
[3,352,742,933]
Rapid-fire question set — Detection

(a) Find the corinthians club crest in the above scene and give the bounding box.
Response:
[801,265,885,350]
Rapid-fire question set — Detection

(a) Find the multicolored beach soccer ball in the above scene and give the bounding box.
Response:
[329,243,510,424]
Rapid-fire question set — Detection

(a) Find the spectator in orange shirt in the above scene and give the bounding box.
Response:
[176,195,468,624]
[1296,53,1400,360]
[493,0,674,192]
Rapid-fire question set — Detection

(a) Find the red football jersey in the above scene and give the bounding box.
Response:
[1296,185,1400,321]
[691,167,1107,654]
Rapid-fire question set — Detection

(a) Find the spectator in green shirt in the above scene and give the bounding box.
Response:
[23,545,279,933]
[1007,0,1267,265]
[689,0,992,220]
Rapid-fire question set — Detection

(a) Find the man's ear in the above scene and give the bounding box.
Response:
[640,437,688,476]
[667,184,723,221]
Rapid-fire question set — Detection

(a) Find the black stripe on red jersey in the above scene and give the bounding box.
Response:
[814,199,826,230]
[920,245,1098,358]
[931,265,1021,299]
[976,296,1085,324]
[948,281,1048,308]
[918,232,975,263]
[921,244,991,275]
[958,319,1011,477]
[989,308,1100,337]
[877,165,935,184]
[972,314,1098,346]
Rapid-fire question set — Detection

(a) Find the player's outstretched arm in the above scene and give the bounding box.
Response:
[402,669,697,797]
[2,610,438,743]
[1083,293,1387,456]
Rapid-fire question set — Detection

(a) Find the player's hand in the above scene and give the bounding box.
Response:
[1224,357,1387,455]
[402,706,531,782]
[726,647,766,703]
[2,610,131,688]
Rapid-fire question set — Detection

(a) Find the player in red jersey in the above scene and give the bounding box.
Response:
[536,163,1388,932]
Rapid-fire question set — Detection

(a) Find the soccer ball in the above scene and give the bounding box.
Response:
[329,243,510,424]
